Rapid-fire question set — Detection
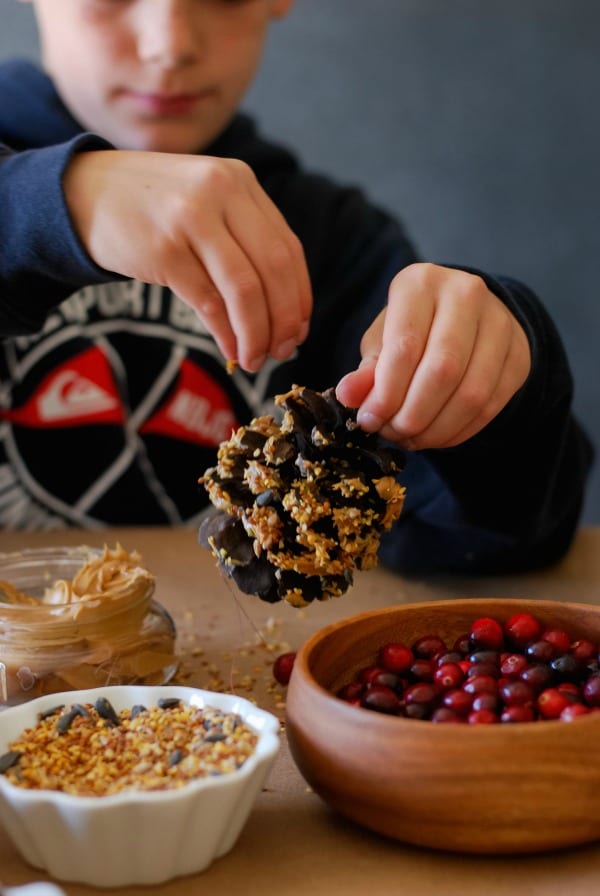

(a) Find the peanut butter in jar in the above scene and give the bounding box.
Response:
[0,544,178,707]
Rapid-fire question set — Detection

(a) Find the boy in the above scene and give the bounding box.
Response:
[0,0,592,573]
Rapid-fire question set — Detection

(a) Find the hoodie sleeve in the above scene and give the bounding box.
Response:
[0,135,122,337]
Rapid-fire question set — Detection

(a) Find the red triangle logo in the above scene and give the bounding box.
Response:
[0,347,124,428]
[140,359,238,446]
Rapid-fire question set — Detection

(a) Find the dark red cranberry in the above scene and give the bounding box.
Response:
[273,652,296,685]
[550,653,582,681]
[435,651,464,666]
[404,702,429,720]
[498,679,535,707]
[370,670,403,691]
[471,693,500,713]
[404,682,440,711]
[468,650,500,666]
[462,674,498,696]
[358,665,386,685]
[442,688,473,717]
[504,612,542,647]
[378,642,414,675]
[411,635,447,659]
[337,681,364,701]
[469,617,504,651]
[541,629,571,654]
[361,685,402,715]
[557,681,582,702]
[466,661,500,680]
[519,663,554,692]
[526,640,556,663]
[453,633,471,655]
[500,705,535,723]
[583,675,600,707]
[409,659,435,682]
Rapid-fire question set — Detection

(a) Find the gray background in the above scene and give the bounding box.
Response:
[2,1,599,520]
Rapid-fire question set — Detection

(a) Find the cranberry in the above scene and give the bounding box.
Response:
[361,684,402,715]
[498,679,535,707]
[501,705,535,723]
[570,639,597,663]
[404,682,440,711]
[526,640,556,663]
[411,634,447,659]
[358,664,386,685]
[519,663,554,692]
[468,650,500,666]
[469,617,505,651]
[378,642,414,675]
[541,628,572,654]
[462,674,498,696]
[442,688,473,717]
[337,681,364,702]
[537,687,571,720]
[435,651,464,666]
[471,693,500,713]
[468,709,499,724]
[550,654,582,681]
[560,703,591,721]
[273,651,296,685]
[370,670,403,691]
[583,675,600,707]
[500,653,529,679]
[431,707,465,723]
[453,633,471,654]
[434,662,464,690]
[466,661,500,680]
[409,658,435,682]
[504,612,542,647]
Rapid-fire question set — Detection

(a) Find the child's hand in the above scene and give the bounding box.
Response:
[336,263,531,449]
[64,150,312,372]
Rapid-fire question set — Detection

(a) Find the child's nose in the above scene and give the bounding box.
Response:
[136,0,201,68]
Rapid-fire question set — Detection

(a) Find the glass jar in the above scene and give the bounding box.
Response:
[0,545,178,707]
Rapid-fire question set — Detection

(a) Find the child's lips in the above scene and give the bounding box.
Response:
[126,89,211,116]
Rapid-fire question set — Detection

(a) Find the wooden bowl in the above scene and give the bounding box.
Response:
[285,598,600,854]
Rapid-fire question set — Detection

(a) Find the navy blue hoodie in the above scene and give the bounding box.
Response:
[0,59,593,573]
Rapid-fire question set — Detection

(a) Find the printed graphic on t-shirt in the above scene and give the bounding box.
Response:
[0,283,280,529]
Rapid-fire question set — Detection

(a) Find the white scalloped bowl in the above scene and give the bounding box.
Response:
[0,685,280,887]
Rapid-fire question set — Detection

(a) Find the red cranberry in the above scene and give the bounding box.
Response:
[378,642,414,674]
[434,662,465,690]
[560,703,591,721]
[273,652,296,685]
[469,617,504,651]
[468,708,499,724]
[500,653,529,678]
[466,662,500,680]
[504,612,542,647]
[453,633,471,655]
[541,629,571,654]
[570,639,597,663]
[370,670,404,691]
[361,684,402,715]
[537,687,572,720]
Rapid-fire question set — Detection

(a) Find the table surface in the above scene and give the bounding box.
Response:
[2,525,600,895]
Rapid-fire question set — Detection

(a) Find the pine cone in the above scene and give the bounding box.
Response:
[198,385,406,607]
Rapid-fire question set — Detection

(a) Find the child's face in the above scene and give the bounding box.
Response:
[27,0,293,153]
